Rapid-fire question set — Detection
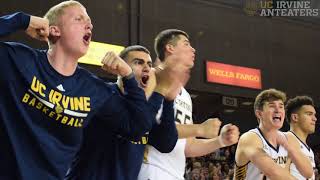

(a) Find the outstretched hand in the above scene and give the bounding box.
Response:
[25,16,49,42]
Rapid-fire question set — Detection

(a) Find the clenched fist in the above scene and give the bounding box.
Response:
[101,51,132,77]
[219,124,239,147]
[198,118,221,138]
[26,16,49,42]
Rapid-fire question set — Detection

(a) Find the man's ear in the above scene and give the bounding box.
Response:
[48,25,61,43]
[165,43,175,54]
[291,113,298,122]
[49,25,61,37]
[255,109,262,121]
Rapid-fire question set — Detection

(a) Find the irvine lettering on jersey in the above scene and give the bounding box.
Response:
[21,76,92,128]
[273,156,287,165]
[22,92,84,127]
[31,76,91,111]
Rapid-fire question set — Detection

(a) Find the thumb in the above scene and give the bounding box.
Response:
[223,123,232,129]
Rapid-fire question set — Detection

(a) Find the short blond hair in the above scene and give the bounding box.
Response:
[44,1,83,46]
[44,0,83,26]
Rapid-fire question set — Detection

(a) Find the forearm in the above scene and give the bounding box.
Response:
[250,152,296,180]
[122,75,147,103]
[176,124,203,139]
[286,146,313,178]
[99,80,162,139]
[121,91,163,139]
[148,100,178,153]
[238,133,296,180]
[0,12,30,36]
[263,164,297,180]
[268,171,296,180]
[122,76,163,123]
[185,138,222,157]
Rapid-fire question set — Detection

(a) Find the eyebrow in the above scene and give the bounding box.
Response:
[267,102,284,106]
[184,39,190,43]
[79,14,91,22]
[132,58,152,64]
[305,110,316,114]
[132,58,145,62]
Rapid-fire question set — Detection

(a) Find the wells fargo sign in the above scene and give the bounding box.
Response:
[206,61,262,89]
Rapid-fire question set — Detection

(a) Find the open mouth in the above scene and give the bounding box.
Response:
[140,75,149,87]
[272,116,281,122]
[83,32,92,45]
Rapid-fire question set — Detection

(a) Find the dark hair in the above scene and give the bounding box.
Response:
[254,89,286,123]
[285,96,314,123]
[119,45,150,61]
[154,29,189,61]
[254,88,286,111]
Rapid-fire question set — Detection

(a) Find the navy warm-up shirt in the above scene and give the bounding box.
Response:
[65,87,178,180]
[0,12,158,180]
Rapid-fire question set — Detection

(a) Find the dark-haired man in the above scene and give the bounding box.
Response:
[286,95,317,179]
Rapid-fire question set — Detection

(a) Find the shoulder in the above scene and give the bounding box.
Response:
[181,87,192,100]
[236,130,265,164]
[1,41,39,53]
[238,131,263,150]
[76,66,105,84]
[236,131,262,165]
[0,42,45,67]
[0,42,46,61]
[284,131,294,140]
[75,66,116,94]
[284,131,300,148]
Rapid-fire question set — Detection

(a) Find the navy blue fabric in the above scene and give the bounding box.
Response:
[65,89,178,180]
[0,12,154,180]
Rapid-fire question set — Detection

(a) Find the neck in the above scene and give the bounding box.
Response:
[290,126,308,143]
[259,124,278,146]
[47,46,79,76]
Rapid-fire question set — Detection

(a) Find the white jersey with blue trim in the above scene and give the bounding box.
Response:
[289,131,315,180]
[138,87,193,180]
[235,128,288,180]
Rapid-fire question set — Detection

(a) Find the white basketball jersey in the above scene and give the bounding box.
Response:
[288,131,315,180]
[234,128,288,180]
[138,87,193,180]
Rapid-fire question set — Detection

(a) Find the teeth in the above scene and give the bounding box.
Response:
[273,117,281,122]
